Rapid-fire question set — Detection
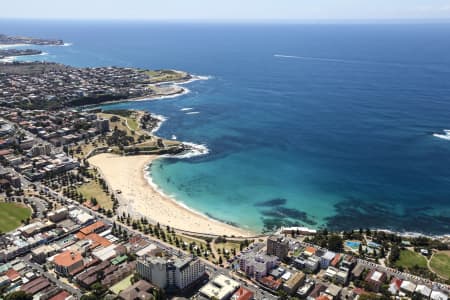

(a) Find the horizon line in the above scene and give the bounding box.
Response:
[1,17,450,24]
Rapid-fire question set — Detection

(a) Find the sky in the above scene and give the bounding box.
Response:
[2,0,450,21]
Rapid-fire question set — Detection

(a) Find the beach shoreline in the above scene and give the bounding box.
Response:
[88,153,254,237]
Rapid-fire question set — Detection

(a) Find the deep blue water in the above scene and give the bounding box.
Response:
[2,20,450,234]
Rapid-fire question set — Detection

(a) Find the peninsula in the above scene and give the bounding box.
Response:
[0,62,192,109]
[0,48,42,59]
[0,33,64,46]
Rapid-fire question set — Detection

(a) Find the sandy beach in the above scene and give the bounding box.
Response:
[88,153,253,237]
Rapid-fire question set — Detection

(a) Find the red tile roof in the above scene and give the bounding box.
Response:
[305,246,317,255]
[232,287,254,300]
[391,278,402,289]
[6,268,21,281]
[86,233,112,249]
[79,221,105,236]
[54,250,83,267]
[331,253,341,267]
[49,290,71,300]
[259,276,282,290]
[76,232,112,249]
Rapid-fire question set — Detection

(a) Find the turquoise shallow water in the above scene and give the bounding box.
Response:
[2,21,450,234]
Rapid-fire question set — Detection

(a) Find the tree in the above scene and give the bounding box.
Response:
[277,290,289,300]
[389,245,400,265]
[327,234,343,252]
[358,294,389,300]
[91,282,106,296]
[380,247,385,258]
[80,294,98,300]
[5,291,33,300]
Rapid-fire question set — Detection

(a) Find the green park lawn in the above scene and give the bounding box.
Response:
[0,202,32,233]
[395,249,428,269]
[430,252,450,279]
[77,180,113,210]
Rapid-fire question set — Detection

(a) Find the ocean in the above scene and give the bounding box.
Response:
[2,20,450,234]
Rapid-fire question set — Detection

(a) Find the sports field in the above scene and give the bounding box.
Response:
[0,202,32,233]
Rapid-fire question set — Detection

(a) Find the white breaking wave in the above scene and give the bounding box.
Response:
[0,57,15,63]
[174,142,210,159]
[143,166,180,205]
[180,107,193,111]
[171,135,177,140]
[150,113,167,134]
[177,75,212,85]
[197,75,213,80]
[0,44,27,49]
[186,111,200,115]
[62,42,73,47]
[0,51,49,63]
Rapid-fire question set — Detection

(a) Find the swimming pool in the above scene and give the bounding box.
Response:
[345,241,361,249]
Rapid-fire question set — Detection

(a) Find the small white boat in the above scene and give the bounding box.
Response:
[433,129,450,141]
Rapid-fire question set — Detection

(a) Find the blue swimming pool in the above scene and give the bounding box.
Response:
[345,241,361,249]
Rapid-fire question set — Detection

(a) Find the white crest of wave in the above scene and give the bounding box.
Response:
[177,74,212,85]
[149,113,167,134]
[180,107,193,111]
[186,111,200,115]
[197,75,214,80]
[0,57,15,63]
[165,142,210,159]
[180,142,209,158]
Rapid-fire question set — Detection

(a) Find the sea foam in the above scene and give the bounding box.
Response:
[177,74,212,85]
[149,113,167,134]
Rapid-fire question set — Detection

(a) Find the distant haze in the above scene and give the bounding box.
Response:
[2,0,450,21]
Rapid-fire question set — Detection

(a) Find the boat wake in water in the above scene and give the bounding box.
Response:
[433,129,450,141]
